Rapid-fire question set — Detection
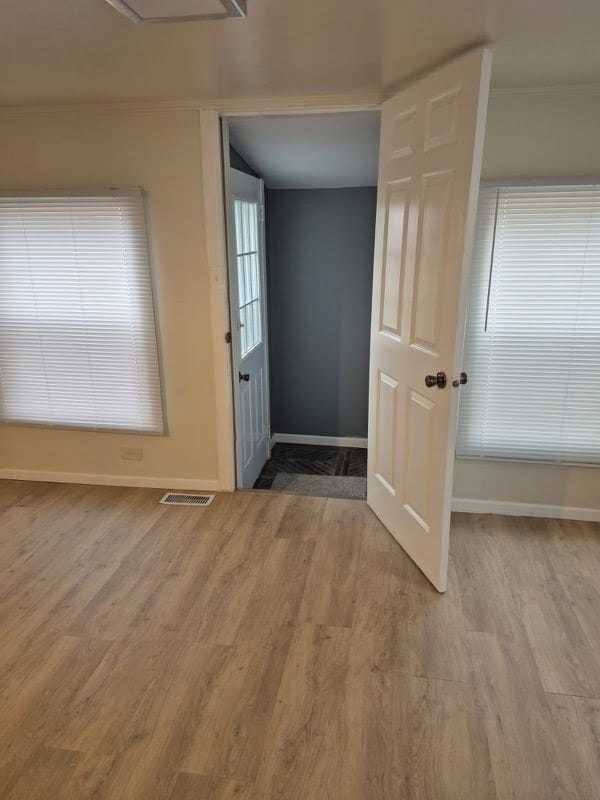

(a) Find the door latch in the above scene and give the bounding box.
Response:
[452,372,468,388]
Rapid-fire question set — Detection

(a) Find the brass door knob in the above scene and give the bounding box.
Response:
[425,372,447,389]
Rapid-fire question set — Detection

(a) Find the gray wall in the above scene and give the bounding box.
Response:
[266,187,376,438]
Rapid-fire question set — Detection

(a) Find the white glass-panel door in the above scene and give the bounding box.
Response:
[228,168,270,488]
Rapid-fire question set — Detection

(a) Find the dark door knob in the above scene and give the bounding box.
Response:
[452,371,468,387]
[239,372,250,382]
[425,371,447,389]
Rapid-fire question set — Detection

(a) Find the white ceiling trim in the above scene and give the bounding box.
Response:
[2,82,600,120]
[490,82,600,98]
[0,90,384,119]
[218,91,383,116]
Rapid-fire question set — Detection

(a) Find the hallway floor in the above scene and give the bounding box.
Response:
[1,480,600,799]
[253,442,367,498]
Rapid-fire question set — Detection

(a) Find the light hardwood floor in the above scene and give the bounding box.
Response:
[0,480,599,799]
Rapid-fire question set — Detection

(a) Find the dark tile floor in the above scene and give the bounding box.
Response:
[254,443,368,490]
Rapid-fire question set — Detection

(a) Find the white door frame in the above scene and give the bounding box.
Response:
[205,95,382,491]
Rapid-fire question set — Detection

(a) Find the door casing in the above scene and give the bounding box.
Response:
[219,102,381,489]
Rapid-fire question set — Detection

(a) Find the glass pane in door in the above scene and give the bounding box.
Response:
[234,199,261,357]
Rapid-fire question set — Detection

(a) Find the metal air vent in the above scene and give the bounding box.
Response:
[105,0,247,23]
[160,492,215,506]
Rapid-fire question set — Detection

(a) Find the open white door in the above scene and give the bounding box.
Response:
[367,47,492,591]
[226,168,271,488]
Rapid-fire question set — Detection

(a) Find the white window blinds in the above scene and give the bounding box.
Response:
[0,191,165,433]
[457,183,600,464]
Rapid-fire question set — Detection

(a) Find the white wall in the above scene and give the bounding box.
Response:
[482,87,600,182]
[453,87,600,512]
[0,109,220,489]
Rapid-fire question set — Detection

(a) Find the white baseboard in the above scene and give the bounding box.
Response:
[0,468,222,492]
[271,433,368,449]
[452,497,600,523]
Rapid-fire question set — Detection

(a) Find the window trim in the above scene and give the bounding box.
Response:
[456,177,600,468]
[0,187,168,436]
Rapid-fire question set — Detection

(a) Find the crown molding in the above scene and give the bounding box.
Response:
[2,81,598,119]
[0,90,384,119]
[0,98,207,118]
[490,82,600,99]
[216,90,383,115]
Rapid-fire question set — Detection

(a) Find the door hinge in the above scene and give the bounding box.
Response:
[225,331,232,344]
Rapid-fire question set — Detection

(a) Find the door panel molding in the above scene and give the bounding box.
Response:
[409,168,455,354]
[367,46,493,592]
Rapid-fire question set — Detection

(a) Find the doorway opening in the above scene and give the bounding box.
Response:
[217,47,492,592]
[223,111,381,500]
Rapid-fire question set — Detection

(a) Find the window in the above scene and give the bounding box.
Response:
[457,183,600,464]
[234,199,261,357]
[0,190,164,433]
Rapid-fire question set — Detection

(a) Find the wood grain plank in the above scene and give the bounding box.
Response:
[468,629,583,799]
[253,622,352,799]
[4,746,82,800]
[274,494,326,540]
[0,481,598,799]
[168,773,251,800]
[181,537,315,782]
[545,693,600,800]
[298,498,365,627]
[179,492,292,645]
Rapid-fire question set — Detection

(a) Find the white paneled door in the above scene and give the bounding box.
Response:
[228,168,270,488]
[367,47,492,591]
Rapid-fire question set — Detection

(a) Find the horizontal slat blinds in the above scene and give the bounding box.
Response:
[0,191,164,433]
[457,184,600,464]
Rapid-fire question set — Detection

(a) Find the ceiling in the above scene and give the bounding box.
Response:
[229,112,380,189]
[1,1,600,105]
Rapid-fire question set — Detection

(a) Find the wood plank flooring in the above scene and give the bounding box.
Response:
[0,479,599,799]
